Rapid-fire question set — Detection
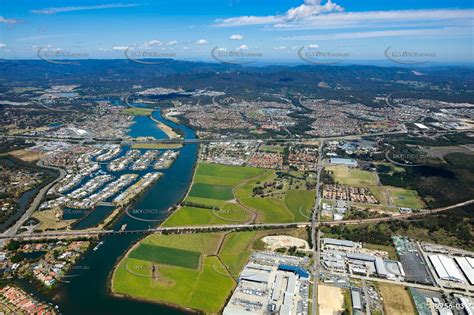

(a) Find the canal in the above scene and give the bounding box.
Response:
[36,107,196,314]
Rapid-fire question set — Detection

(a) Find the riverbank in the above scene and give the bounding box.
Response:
[149,115,181,140]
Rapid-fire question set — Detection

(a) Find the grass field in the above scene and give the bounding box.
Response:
[387,187,425,209]
[128,244,201,269]
[162,204,251,227]
[326,165,377,186]
[284,190,315,221]
[189,183,234,200]
[260,144,285,153]
[113,230,285,313]
[378,283,416,315]
[168,163,316,226]
[122,107,154,116]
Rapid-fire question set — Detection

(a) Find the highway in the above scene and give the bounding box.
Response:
[1,198,472,241]
[4,128,473,147]
[311,140,323,315]
[2,159,66,238]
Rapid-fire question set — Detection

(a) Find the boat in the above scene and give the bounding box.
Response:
[93,241,104,251]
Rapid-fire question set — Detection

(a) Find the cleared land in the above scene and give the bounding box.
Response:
[318,285,345,315]
[165,163,316,226]
[378,283,416,315]
[6,149,46,162]
[113,229,304,313]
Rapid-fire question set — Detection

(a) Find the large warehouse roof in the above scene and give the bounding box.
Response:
[323,238,358,248]
[428,254,465,283]
[455,257,474,285]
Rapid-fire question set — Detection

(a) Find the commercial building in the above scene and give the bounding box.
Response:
[322,238,361,250]
[454,257,474,285]
[328,158,358,167]
[223,252,310,315]
[428,254,465,283]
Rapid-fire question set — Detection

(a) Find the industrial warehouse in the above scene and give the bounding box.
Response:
[320,238,405,280]
[223,251,310,315]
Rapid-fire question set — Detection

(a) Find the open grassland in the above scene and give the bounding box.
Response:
[194,163,264,186]
[6,149,46,162]
[235,170,315,223]
[189,182,234,200]
[326,165,377,186]
[387,187,425,209]
[122,107,154,116]
[113,229,305,313]
[128,244,201,269]
[378,283,416,315]
[260,144,285,153]
[284,190,316,221]
[163,204,251,227]
[168,163,316,226]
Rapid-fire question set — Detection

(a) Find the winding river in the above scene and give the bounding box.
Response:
[26,108,197,314]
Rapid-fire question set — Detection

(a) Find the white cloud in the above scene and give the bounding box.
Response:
[215,1,473,33]
[0,43,6,48]
[230,34,244,40]
[196,39,208,45]
[275,9,474,30]
[145,39,162,47]
[166,40,178,46]
[274,46,288,50]
[32,3,140,15]
[113,46,129,51]
[215,0,343,27]
[237,44,248,51]
[307,44,319,49]
[0,16,17,24]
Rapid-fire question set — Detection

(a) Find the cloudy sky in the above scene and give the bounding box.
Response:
[1,0,473,64]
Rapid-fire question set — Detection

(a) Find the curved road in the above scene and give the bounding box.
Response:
[2,159,66,238]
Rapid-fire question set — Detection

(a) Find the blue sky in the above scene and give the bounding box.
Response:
[1,0,473,64]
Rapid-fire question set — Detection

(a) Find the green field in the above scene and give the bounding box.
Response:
[113,230,276,313]
[260,144,285,153]
[387,187,425,209]
[284,190,315,221]
[122,107,154,116]
[163,204,251,227]
[128,244,201,269]
[189,183,234,200]
[167,163,316,226]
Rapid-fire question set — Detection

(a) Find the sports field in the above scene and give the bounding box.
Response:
[387,187,425,209]
[112,230,284,313]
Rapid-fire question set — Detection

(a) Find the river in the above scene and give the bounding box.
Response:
[26,108,197,314]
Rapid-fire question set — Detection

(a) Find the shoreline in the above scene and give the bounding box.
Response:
[108,236,198,314]
[149,114,181,140]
